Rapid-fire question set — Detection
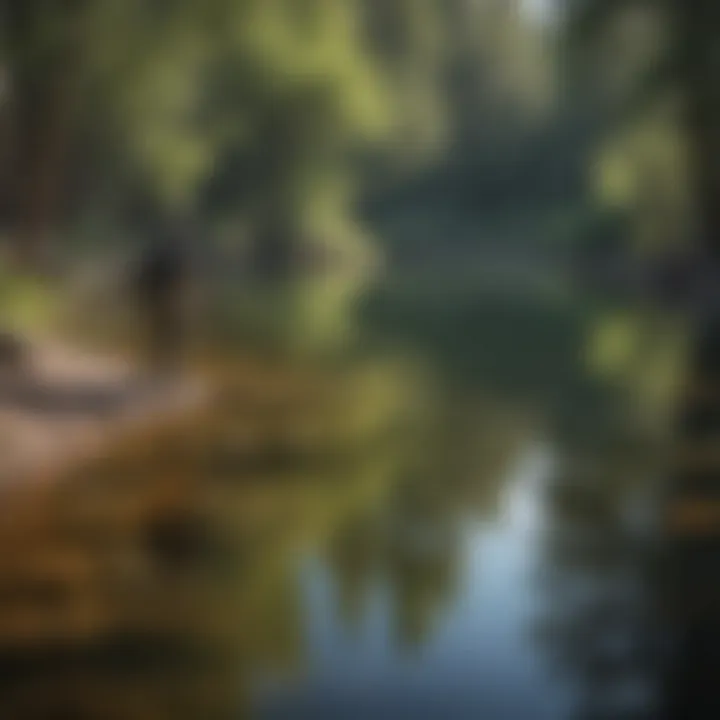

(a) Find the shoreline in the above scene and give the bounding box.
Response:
[0,342,212,487]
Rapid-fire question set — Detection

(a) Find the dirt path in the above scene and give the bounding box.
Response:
[0,342,211,485]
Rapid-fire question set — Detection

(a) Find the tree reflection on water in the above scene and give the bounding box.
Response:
[0,298,716,720]
[0,356,427,719]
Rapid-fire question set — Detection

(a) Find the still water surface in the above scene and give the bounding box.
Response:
[0,289,681,719]
[255,444,574,720]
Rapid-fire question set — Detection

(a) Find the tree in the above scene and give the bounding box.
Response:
[0,0,90,268]
[568,0,720,258]
[1,0,398,275]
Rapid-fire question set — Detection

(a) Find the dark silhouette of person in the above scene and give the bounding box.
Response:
[134,228,189,373]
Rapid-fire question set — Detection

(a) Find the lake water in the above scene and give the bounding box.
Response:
[254,443,575,720]
[0,285,704,719]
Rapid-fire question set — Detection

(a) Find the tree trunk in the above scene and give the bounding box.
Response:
[672,0,720,261]
[3,0,84,273]
[12,73,78,271]
[656,11,720,718]
[659,326,720,718]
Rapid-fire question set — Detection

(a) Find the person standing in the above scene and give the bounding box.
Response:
[134,223,190,374]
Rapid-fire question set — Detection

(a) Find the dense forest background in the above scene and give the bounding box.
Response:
[0,0,708,341]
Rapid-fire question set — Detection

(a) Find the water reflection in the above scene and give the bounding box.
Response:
[254,392,535,684]
[0,356,425,719]
[257,444,569,720]
[534,410,665,719]
[0,293,710,720]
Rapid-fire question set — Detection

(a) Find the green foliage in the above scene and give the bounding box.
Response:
[566,0,720,257]
[593,112,692,253]
[4,0,401,264]
[0,267,60,333]
[446,0,555,145]
[2,0,577,276]
[586,308,688,428]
